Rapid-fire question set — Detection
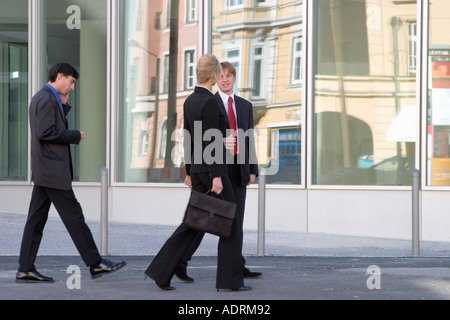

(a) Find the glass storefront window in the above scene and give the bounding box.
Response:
[0,0,28,181]
[211,1,303,185]
[426,0,450,186]
[118,0,189,183]
[312,0,417,186]
[117,0,302,184]
[44,0,108,182]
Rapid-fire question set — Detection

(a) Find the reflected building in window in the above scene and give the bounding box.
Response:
[121,0,198,182]
[313,0,417,186]
[5,0,450,242]
[211,0,303,185]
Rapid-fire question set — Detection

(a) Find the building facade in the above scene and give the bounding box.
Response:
[2,0,450,244]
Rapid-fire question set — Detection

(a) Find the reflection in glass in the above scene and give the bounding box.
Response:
[45,0,107,182]
[426,0,450,186]
[0,0,28,181]
[313,0,416,186]
[118,0,190,183]
[118,0,302,184]
[211,1,303,185]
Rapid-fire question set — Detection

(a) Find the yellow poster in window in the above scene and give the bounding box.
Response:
[430,158,450,186]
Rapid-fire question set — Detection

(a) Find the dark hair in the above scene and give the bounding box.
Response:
[48,63,79,82]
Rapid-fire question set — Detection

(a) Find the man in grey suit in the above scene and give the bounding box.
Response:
[16,63,126,283]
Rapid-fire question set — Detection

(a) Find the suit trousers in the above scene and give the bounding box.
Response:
[145,172,244,289]
[18,185,102,272]
[179,162,247,270]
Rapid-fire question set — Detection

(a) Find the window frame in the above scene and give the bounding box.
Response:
[185,0,197,24]
[250,44,266,99]
[183,48,196,90]
[292,37,303,85]
[227,0,244,10]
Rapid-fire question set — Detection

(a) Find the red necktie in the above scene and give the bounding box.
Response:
[228,96,237,155]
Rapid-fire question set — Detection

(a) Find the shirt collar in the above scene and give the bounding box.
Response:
[218,90,235,107]
[45,83,61,105]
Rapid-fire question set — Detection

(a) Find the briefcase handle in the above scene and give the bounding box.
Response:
[205,190,225,200]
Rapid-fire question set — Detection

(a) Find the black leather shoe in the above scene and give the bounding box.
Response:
[243,268,262,278]
[15,271,54,283]
[233,285,252,292]
[90,259,126,279]
[156,281,176,291]
[217,286,252,292]
[175,267,194,282]
[145,274,176,290]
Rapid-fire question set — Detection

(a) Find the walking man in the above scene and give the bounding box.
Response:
[16,63,126,283]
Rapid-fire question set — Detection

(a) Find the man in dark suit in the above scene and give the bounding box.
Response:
[175,61,261,282]
[16,63,126,283]
[145,54,250,291]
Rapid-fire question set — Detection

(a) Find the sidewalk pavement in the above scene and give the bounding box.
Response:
[1,212,450,302]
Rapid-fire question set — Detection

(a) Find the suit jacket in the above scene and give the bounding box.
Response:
[216,92,259,186]
[184,86,226,179]
[29,86,81,190]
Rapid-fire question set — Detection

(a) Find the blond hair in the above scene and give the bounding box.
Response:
[196,54,221,85]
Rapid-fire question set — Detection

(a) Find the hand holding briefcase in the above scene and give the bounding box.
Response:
[183,191,236,238]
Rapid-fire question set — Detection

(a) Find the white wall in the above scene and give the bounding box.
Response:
[422,190,450,242]
[307,189,412,239]
[1,185,449,243]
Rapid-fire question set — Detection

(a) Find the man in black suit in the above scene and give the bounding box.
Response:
[175,61,261,282]
[16,63,126,283]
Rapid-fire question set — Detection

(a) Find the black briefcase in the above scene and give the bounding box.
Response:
[183,191,236,238]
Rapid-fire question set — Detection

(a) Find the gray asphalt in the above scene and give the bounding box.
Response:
[2,212,450,303]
